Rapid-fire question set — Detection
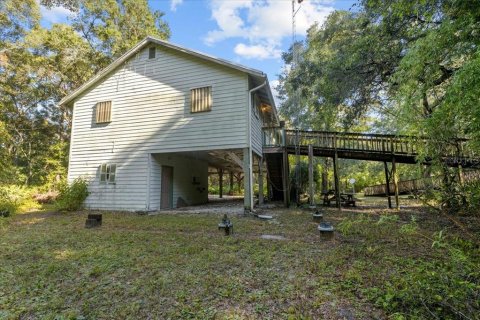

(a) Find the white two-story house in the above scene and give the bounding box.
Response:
[60,36,279,212]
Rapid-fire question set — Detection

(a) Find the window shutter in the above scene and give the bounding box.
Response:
[190,87,212,113]
[109,164,116,183]
[96,101,112,123]
[100,164,107,182]
[100,163,116,184]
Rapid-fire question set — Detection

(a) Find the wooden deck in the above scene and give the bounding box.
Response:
[263,128,479,168]
[262,127,480,209]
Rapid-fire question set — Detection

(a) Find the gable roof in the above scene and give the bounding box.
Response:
[59,36,276,109]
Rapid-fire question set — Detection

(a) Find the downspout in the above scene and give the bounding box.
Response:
[248,79,267,211]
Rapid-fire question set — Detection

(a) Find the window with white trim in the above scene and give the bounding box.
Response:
[148,47,156,59]
[100,164,116,183]
[190,86,212,113]
[95,101,112,123]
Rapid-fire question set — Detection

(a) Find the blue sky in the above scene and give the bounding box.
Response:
[40,0,357,98]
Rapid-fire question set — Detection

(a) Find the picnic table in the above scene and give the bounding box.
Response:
[322,190,356,207]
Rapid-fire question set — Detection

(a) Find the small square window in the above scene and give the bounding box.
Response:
[96,101,112,123]
[190,86,212,113]
[149,47,156,59]
[100,164,116,184]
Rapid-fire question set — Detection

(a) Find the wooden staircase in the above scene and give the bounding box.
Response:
[264,152,288,202]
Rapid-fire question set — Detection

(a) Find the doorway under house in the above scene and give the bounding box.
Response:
[147,148,267,211]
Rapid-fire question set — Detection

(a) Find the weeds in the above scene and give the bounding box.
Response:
[0,185,35,216]
[54,178,89,211]
[337,213,480,319]
[1,205,478,318]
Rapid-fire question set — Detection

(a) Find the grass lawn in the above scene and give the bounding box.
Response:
[1,199,479,319]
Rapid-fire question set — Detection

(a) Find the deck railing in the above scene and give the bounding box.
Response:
[263,127,285,147]
[364,170,480,196]
[263,128,475,159]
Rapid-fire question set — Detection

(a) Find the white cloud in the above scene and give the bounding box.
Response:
[170,0,184,12]
[40,6,73,23]
[38,1,73,24]
[234,43,281,60]
[205,0,334,60]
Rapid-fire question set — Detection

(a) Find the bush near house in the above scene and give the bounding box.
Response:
[54,178,89,211]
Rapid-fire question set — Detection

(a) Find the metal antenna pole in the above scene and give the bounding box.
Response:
[292,0,302,205]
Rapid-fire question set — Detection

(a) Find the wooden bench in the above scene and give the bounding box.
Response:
[322,191,356,207]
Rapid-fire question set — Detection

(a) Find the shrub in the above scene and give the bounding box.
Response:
[54,178,89,211]
[0,185,31,216]
[208,185,219,195]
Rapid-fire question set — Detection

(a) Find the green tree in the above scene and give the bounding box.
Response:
[278,0,480,212]
[71,0,170,62]
[0,0,170,186]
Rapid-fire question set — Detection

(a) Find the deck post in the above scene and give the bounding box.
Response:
[308,144,315,207]
[383,161,392,209]
[458,164,464,186]
[258,157,264,206]
[218,168,223,199]
[295,130,300,206]
[243,148,252,213]
[282,148,290,207]
[229,172,234,195]
[333,151,341,210]
[392,157,399,209]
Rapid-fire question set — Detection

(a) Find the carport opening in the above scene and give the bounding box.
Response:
[150,149,267,210]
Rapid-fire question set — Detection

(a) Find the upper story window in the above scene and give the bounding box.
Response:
[96,101,112,123]
[100,163,116,184]
[148,47,156,59]
[253,94,260,119]
[191,86,212,113]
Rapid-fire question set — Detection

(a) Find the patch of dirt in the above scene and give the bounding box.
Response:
[150,196,284,216]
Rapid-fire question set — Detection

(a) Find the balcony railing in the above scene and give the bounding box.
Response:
[263,128,475,159]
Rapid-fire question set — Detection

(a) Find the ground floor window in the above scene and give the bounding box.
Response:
[100,164,116,183]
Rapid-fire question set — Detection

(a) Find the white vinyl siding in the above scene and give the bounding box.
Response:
[148,154,161,210]
[68,45,249,210]
[250,90,263,156]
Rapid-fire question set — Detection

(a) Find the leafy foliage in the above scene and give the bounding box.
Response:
[54,178,89,211]
[0,185,32,216]
[278,0,480,213]
[0,0,169,186]
[338,212,480,319]
[289,160,320,194]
